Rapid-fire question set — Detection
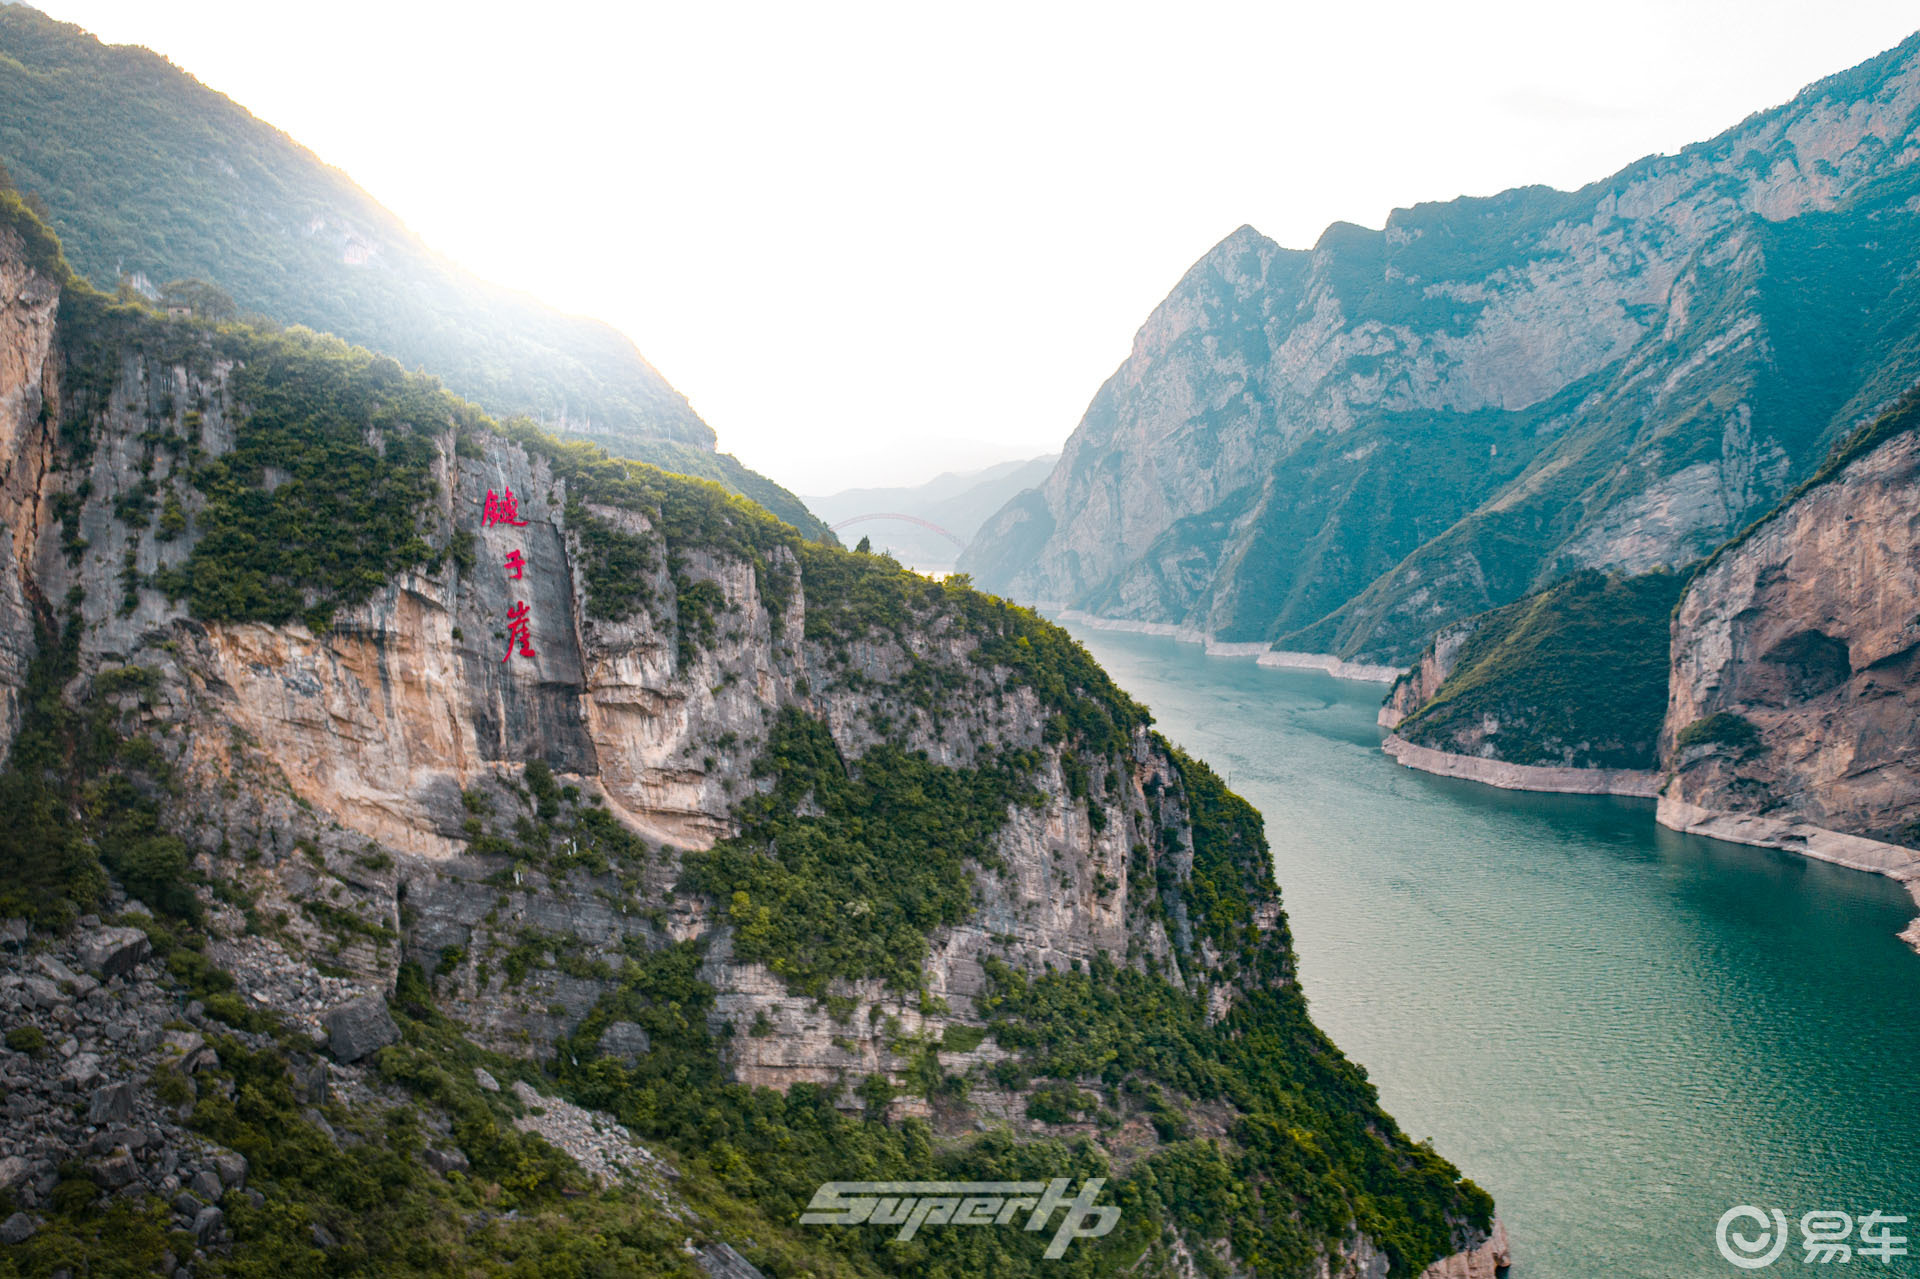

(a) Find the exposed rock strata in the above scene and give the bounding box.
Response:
[1660,418,1920,947]
[1379,623,1477,729]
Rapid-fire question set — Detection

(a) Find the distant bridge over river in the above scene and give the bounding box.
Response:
[828,513,967,550]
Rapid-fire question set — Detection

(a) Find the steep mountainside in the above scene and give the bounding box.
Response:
[964,33,1920,667]
[0,201,1497,1277]
[1383,570,1683,770]
[0,6,725,458]
[1659,391,1920,912]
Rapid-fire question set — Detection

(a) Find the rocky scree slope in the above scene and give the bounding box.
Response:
[964,33,1920,668]
[0,203,1495,1277]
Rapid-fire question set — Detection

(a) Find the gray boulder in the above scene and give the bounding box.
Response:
[161,1029,215,1074]
[597,1020,651,1063]
[422,1147,469,1175]
[19,976,65,1008]
[73,927,150,980]
[191,1204,225,1244]
[87,1081,135,1125]
[94,1148,137,1188]
[60,1052,103,1087]
[322,994,399,1063]
[213,1152,248,1189]
[34,955,95,995]
[0,1212,34,1244]
[698,1243,768,1279]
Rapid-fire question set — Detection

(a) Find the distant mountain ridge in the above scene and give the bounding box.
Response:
[808,454,1057,571]
[963,32,1920,666]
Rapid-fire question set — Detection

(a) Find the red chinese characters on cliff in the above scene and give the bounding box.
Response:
[485,489,536,662]
[483,487,530,527]
[503,601,536,662]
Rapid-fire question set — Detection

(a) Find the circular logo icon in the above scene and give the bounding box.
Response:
[1717,1206,1790,1269]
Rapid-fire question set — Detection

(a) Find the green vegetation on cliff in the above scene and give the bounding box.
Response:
[1396,569,1686,769]
[1696,384,1920,580]
[684,710,1039,995]
[558,740,1489,1279]
[981,957,1490,1274]
[1673,711,1762,755]
[0,190,1489,1279]
[154,327,453,632]
[597,437,831,539]
[0,173,70,284]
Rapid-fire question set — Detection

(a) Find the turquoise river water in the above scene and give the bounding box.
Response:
[1063,623,1920,1279]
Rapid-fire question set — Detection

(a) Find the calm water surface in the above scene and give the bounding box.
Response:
[1065,624,1920,1279]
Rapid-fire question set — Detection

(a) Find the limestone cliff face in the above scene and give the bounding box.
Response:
[1378,622,1475,730]
[965,35,1920,666]
[0,230,1495,1274]
[0,223,1126,1082]
[0,221,59,761]
[1659,411,1920,909]
[20,357,1179,1069]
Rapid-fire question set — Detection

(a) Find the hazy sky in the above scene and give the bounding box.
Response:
[30,1,1920,493]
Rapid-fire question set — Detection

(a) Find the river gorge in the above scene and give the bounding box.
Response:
[1065,622,1920,1279]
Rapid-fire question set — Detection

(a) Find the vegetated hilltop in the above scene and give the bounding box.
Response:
[1382,569,1685,771]
[0,195,1498,1277]
[963,33,1920,668]
[0,5,831,539]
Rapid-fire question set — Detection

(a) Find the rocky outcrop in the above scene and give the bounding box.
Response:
[964,34,1920,668]
[1419,1219,1512,1279]
[0,898,271,1251]
[1379,622,1477,729]
[0,219,59,764]
[320,994,399,1063]
[1660,407,1920,943]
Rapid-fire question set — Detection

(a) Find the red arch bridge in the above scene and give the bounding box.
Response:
[829,513,967,550]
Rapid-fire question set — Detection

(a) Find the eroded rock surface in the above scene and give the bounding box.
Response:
[1661,417,1920,938]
